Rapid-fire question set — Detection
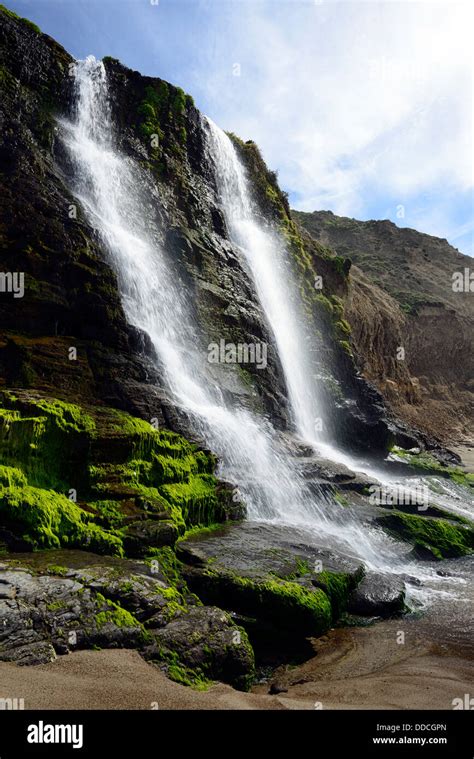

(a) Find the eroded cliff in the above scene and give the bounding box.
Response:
[294,210,474,444]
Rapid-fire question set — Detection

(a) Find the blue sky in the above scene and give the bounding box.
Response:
[6,0,474,256]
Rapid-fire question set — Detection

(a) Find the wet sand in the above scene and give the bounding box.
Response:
[451,444,474,473]
[0,649,278,710]
[1,616,471,710]
[253,618,474,710]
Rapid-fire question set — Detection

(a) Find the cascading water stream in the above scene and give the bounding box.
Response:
[203,120,474,526]
[59,58,471,597]
[61,57,363,546]
[203,120,474,616]
[204,118,327,447]
[203,118,395,481]
[200,118,474,602]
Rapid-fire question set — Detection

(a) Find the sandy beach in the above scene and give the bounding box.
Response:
[1,615,471,711]
[452,444,474,474]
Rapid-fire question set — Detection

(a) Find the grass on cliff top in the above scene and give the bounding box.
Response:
[0,4,41,34]
[227,133,290,222]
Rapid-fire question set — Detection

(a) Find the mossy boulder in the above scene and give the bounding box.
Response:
[0,391,243,557]
[177,521,365,644]
[377,511,474,559]
[189,569,332,638]
[0,4,41,35]
[0,552,255,690]
[144,606,256,691]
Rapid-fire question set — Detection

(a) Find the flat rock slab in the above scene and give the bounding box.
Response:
[178,521,409,638]
[177,521,368,641]
[298,456,377,492]
[177,520,364,580]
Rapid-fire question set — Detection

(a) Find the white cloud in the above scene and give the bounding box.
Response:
[192,0,473,252]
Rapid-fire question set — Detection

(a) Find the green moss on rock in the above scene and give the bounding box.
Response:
[193,569,332,638]
[94,594,140,629]
[0,392,235,557]
[0,392,95,492]
[155,648,212,690]
[312,569,361,618]
[144,545,187,589]
[391,447,474,490]
[378,511,474,559]
[0,465,27,489]
[88,499,125,529]
[46,564,68,576]
[0,475,123,555]
[135,80,191,159]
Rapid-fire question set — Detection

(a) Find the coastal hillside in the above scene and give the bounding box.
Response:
[294,210,474,444]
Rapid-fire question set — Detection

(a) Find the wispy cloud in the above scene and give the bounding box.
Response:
[185,0,473,254]
[10,0,473,254]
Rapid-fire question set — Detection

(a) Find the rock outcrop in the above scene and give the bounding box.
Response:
[0,552,255,689]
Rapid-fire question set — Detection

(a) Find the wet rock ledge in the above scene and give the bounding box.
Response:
[0,520,409,690]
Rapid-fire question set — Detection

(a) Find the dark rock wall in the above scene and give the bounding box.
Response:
[1,7,424,460]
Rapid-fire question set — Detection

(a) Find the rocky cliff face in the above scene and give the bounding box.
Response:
[0,6,420,458]
[2,6,472,691]
[294,210,474,445]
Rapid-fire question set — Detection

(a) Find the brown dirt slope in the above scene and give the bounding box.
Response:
[293,210,474,444]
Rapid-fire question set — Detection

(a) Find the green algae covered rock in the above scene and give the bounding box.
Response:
[377,511,474,559]
[0,391,242,557]
[0,552,256,690]
[144,605,256,691]
[178,521,365,641]
[0,475,123,555]
[192,570,333,638]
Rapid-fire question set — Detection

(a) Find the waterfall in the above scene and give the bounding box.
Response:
[61,57,470,580]
[204,118,327,446]
[203,119,390,478]
[61,57,331,530]
[201,121,474,530]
